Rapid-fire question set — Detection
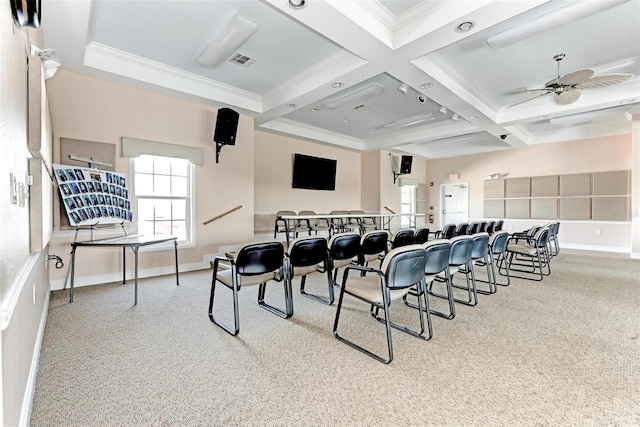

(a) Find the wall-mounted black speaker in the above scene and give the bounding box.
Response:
[11,0,41,27]
[214,108,239,146]
[400,155,413,174]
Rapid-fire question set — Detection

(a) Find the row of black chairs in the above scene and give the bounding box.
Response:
[209,220,560,362]
[208,228,517,363]
[437,219,504,239]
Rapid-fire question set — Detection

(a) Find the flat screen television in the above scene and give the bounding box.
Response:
[292,153,337,191]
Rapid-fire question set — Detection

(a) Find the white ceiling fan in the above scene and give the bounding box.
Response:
[509,53,633,107]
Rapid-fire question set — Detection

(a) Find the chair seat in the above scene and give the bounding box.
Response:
[363,253,382,263]
[333,257,357,269]
[215,269,277,287]
[344,276,411,304]
[293,264,320,276]
[507,243,537,256]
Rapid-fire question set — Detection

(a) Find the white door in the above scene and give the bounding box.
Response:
[441,183,469,227]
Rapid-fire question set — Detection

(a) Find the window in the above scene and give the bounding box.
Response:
[131,155,194,246]
[400,185,416,228]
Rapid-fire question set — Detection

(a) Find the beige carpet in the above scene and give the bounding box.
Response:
[30,251,640,426]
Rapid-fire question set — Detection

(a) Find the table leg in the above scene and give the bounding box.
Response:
[122,246,126,284]
[70,246,77,303]
[134,247,139,305]
[174,241,180,286]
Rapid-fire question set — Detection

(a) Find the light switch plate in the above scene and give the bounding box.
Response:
[10,173,18,204]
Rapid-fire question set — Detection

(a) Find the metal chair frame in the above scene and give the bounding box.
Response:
[327,232,361,287]
[404,239,454,320]
[333,245,431,364]
[499,227,550,281]
[287,236,334,305]
[209,241,292,336]
[429,235,478,307]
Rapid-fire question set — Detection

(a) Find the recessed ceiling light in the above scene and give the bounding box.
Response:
[455,21,475,33]
[370,128,376,131]
[420,83,433,89]
[288,0,306,9]
[331,82,344,88]
[286,103,297,108]
[310,108,319,112]
[470,115,480,120]
[343,119,350,123]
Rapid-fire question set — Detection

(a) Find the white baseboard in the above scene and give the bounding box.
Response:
[19,285,50,427]
[560,243,630,254]
[631,252,640,260]
[1,253,40,331]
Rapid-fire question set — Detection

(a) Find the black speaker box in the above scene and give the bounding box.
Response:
[214,108,239,145]
[400,155,413,174]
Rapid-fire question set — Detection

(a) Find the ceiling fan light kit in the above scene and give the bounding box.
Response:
[509,53,634,107]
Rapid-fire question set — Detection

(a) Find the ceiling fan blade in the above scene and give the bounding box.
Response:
[553,89,581,105]
[575,73,634,89]
[556,68,594,86]
[507,91,551,108]
[509,87,550,93]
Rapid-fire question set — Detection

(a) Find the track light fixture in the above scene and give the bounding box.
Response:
[397,83,409,94]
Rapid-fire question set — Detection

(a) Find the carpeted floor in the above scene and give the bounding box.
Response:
[30,251,640,426]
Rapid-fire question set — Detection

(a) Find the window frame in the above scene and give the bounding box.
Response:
[129,155,196,251]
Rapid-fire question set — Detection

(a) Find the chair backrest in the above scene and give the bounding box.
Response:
[422,239,451,275]
[448,235,473,267]
[234,241,284,275]
[470,232,490,259]
[488,230,509,255]
[527,225,542,238]
[391,229,415,249]
[380,245,427,291]
[468,222,480,235]
[485,221,496,235]
[455,223,469,236]
[441,223,456,239]
[534,227,550,249]
[276,210,296,218]
[478,221,488,232]
[360,230,389,256]
[330,210,348,227]
[328,232,360,261]
[413,227,430,244]
[494,220,504,231]
[288,236,328,267]
[298,210,317,226]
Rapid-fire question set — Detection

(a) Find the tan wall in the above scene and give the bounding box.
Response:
[1,8,51,426]
[254,131,362,213]
[46,70,255,284]
[426,135,632,250]
[361,151,381,211]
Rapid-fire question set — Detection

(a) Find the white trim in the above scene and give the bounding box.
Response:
[560,243,630,254]
[1,253,39,331]
[19,286,50,427]
[49,259,212,291]
[631,252,640,260]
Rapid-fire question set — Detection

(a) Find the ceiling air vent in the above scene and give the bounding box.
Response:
[229,53,255,67]
[353,104,370,112]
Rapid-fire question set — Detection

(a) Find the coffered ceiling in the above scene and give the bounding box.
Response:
[41,0,640,159]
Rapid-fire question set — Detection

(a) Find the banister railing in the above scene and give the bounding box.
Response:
[384,206,396,214]
[203,204,244,225]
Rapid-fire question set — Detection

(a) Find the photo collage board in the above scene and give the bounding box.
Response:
[53,164,133,226]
